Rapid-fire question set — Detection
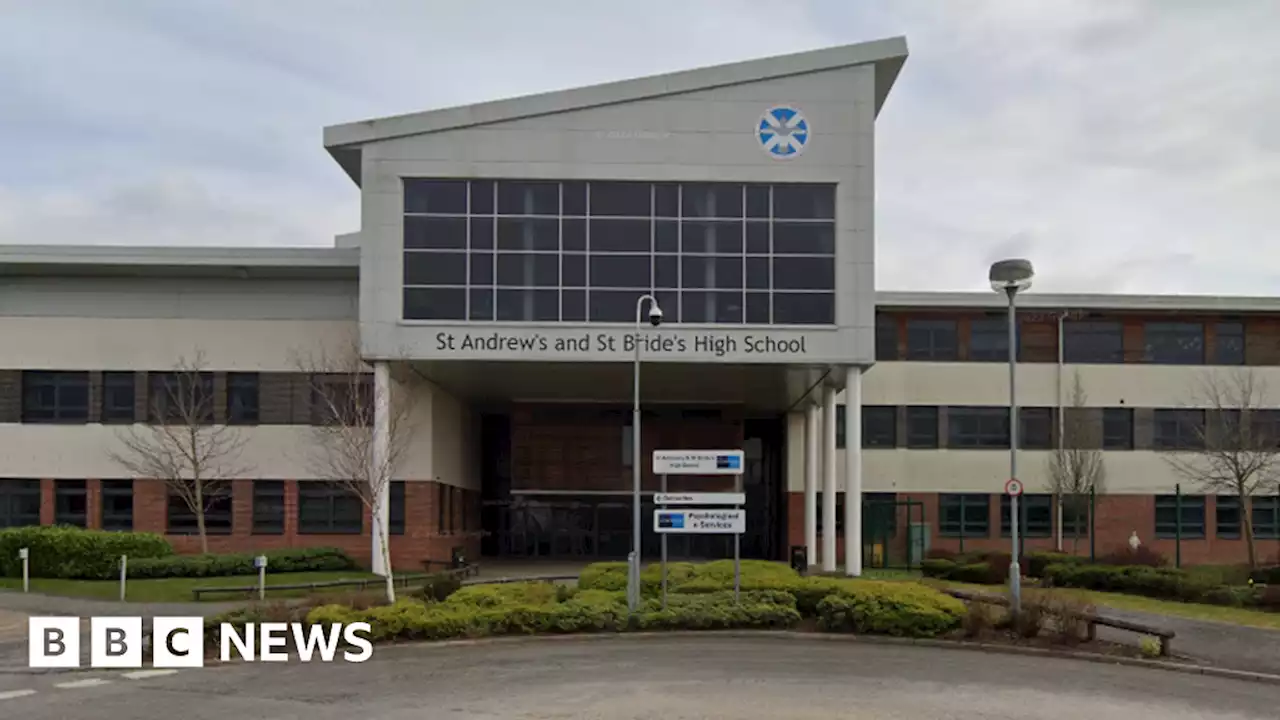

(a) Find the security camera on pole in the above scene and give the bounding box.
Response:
[629,294,663,613]
[989,258,1034,614]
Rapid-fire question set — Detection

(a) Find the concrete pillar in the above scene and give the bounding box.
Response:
[822,384,838,572]
[371,361,392,577]
[804,402,819,567]
[844,366,863,577]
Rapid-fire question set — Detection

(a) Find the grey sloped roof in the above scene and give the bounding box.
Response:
[323,36,909,182]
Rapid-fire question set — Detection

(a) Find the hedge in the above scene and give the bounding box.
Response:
[0,526,173,580]
[1042,563,1218,603]
[1024,552,1087,578]
[125,547,357,579]
[816,581,965,637]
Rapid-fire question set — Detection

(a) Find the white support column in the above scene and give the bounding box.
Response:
[844,366,863,577]
[822,384,838,572]
[804,401,819,567]
[371,361,392,577]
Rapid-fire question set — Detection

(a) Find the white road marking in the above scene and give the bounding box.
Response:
[121,669,179,680]
[53,678,111,689]
[0,689,38,701]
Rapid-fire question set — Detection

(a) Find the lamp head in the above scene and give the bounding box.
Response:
[648,302,663,327]
[989,258,1034,294]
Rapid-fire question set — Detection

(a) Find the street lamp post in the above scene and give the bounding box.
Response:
[629,294,663,612]
[989,259,1034,614]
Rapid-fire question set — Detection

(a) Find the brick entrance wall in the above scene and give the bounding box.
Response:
[33,478,481,572]
[785,491,1280,567]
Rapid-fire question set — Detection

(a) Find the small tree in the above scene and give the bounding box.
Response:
[1164,369,1280,569]
[1047,372,1106,554]
[296,344,414,603]
[110,351,248,554]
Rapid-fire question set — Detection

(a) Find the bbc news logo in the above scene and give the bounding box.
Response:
[28,617,373,668]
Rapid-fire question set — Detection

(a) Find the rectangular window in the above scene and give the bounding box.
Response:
[947,407,1009,449]
[1216,496,1241,539]
[54,480,87,527]
[149,372,215,424]
[814,492,845,534]
[1063,320,1124,363]
[905,319,959,361]
[298,483,363,534]
[1143,322,1205,365]
[389,481,405,535]
[863,406,897,449]
[1253,496,1280,540]
[1155,494,1205,539]
[875,314,899,360]
[1019,407,1054,450]
[968,317,1010,362]
[166,481,233,535]
[1062,497,1089,538]
[226,372,260,424]
[905,406,939,449]
[1001,494,1053,538]
[252,480,285,535]
[101,372,136,424]
[940,494,990,538]
[21,371,90,423]
[1102,408,1134,450]
[1215,321,1245,365]
[100,480,134,531]
[1154,409,1205,450]
[864,492,898,537]
[439,484,453,534]
[310,374,373,426]
[0,480,41,528]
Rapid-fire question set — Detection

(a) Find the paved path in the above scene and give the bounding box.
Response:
[0,636,1275,719]
[1095,606,1280,675]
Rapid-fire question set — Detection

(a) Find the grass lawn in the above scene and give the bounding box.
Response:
[0,571,387,603]
[925,579,1280,631]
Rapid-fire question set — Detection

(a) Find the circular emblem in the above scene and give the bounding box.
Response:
[1004,478,1024,497]
[757,105,810,159]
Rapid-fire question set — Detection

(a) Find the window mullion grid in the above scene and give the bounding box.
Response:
[585,182,592,320]
[676,183,682,323]
[559,182,564,321]
[740,185,746,323]
[767,185,774,324]
[464,181,472,319]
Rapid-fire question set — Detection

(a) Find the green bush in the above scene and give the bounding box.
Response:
[579,559,802,598]
[1248,566,1280,585]
[631,595,800,631]
[1024,552,1086,578]
[0,526,173,580]
[950,562,1000,584]
[1042,563,1222,603]
[577,562,629,592]
[921,558,957,579]
[419,572,463,602]
[126,547,356,579]
[444,581,561,608]
[815,581,965,638]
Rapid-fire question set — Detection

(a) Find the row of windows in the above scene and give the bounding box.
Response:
[14,371,364,426]
[1155,495,1280,539]
[404,180,835,220]
[404,287,834,325]
[841,405,1280,452]
[0,480,475,535]
[838,406,1136,450]
[878,316,1246,365]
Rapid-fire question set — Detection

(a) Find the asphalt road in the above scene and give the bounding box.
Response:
[0,635,1275,719]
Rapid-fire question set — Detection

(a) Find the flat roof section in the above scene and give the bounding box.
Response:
[0,244,359,280]
[322,36,910,183]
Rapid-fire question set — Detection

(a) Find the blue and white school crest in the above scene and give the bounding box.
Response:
[757,105,809,159]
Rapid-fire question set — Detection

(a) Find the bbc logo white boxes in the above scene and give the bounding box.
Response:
[28,617,373,668]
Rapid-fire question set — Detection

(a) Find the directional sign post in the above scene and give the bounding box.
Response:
[652,450,747,606]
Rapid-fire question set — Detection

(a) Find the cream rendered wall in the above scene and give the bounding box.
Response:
[393,377,478,490]
[783,361,1280,494]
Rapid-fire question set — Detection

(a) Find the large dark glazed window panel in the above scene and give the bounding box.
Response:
[402,179,837,324]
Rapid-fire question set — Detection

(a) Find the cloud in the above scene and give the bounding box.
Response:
[1,0,1278,295]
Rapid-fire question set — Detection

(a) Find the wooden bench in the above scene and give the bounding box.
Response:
[421,559,481,578]
[191,571,441,601]
[943,588,1176,656]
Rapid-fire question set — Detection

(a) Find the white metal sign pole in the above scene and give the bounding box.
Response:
[660,473,668,611]
[734,473,742,604]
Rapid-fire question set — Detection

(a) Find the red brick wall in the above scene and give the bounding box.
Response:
[38,478,481,573]
[785,491,1280,566]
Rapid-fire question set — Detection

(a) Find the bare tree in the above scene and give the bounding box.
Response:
[110,350,248,554]
[1164,369,1280,569]
[295,343,414,603]
[1047,372,1106,554]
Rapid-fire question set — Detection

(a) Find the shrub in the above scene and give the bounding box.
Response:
[127,547,356,579]
[1186,564,1252,587]
[0,526,173,580]
[925,548,959,560]
[951,562,998,585]
[580,559,802,598]
[1248,566,1280,585]
[961,601,999,638]
[419,572,463,602]
[207,600,313,648]
[815,581,965,638]
[1139,636,1162,658]
[1200,585,1259,608]
[921,558,957,579]
[1024,552,1085,578]
[1258,585,1280,610]
[631,593,800,631]
[1097,545,1167,568]
[1013,603,1046,638]
[1024,589,1094,644]
[1042,563,1220,603]
[578,562,629,592]
[444,581,561,608]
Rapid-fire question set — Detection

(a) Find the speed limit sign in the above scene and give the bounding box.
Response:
[1004,478,1024,497]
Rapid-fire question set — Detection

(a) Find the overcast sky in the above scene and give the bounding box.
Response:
[2,0,1277,294]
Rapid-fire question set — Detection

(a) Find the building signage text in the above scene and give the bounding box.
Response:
[653,450,744,475]
[433,331,808,357]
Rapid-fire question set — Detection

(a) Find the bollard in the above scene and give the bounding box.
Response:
[254,555,268,601]
[18,548,29,593]
[120,555,128,601]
